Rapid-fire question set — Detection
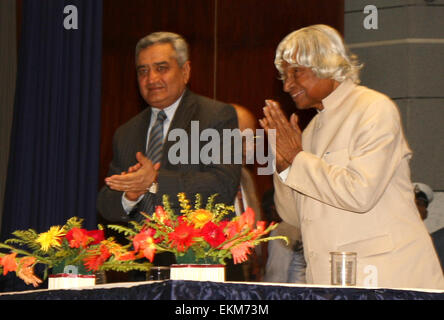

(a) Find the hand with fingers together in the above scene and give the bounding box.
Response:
[259,99,303,173]
[105,152,161,201]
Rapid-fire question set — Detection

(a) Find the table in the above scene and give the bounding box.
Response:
[0,280,442,300]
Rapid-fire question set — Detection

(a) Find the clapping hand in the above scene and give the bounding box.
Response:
[105,152,161,200]
[259,100,303,173]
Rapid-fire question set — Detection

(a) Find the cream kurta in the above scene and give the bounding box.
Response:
[274,80,444,289]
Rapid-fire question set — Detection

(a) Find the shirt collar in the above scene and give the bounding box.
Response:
[150,91,185,121]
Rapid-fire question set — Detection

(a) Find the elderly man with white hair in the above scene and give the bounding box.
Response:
[260,24,444,289]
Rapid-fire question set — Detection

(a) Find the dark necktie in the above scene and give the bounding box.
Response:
[146,110,167,164]
[136,110,167,219]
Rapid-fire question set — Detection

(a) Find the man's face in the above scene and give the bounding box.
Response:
[281,61,336,110]
[136,43,190,109]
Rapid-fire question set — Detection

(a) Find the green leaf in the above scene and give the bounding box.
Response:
[107,224,138,237]
[64,217,84,230]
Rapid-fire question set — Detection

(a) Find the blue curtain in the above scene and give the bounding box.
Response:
[1,0,102,282]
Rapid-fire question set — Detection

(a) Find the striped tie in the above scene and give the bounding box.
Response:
[146,110,167,163]
[136,110,167,220]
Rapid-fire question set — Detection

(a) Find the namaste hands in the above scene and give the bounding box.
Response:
[259,100,303,173]
[105,152,160,201]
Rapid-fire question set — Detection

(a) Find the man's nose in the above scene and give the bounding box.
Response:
[147,70,160,84]
[283,77,293,92]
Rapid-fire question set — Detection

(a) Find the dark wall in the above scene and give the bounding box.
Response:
[100,0,344,198]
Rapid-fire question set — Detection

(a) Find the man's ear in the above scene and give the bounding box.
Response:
[182,60,191,84]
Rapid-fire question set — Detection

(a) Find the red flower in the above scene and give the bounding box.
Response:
[133,229,157,262]
[84,245,111,271]
[168,221,199,252]
[66,228,104,248]
[201,222,226,248]
[87,230,105,245]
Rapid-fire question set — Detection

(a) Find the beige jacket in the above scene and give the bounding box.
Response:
[274,80,444,290]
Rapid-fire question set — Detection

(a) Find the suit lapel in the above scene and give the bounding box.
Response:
[135,108,152,155]
[161,89,198,165]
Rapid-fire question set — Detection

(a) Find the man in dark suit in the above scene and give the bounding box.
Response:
[97,32,240,225]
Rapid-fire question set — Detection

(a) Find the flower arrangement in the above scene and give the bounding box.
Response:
[0,217,151,287]
[0,193,287,288]
[109,193,287,265]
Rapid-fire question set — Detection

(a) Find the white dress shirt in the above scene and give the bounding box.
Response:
[121,94,184,213]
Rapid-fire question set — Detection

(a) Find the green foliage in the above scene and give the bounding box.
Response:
[205,193,219,211]
[194,194,202,210]
[64,217,84,230]
[107,224,138,237]
[5,229,40,251]
[162,194,175,216]
[100,260,152,273]
[212,203,235,223]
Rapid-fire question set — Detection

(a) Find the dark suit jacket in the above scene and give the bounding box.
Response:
[432,227,444,272]
[97,89,241,222]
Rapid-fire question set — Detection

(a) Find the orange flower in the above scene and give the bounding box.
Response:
[154,206,169,224]
[117,251,136,261]
[133,229,157,262]
[17,257,41,287]
[224,208,256,240]
[250,221,270,240]
[0,253,18,275]
[187,209,214,229]
[83,245,111,271]
[101,240,122,256]
[142,238,156,262]
[230,241,255,264]
[98,240,136,261]
[238,207,255,230]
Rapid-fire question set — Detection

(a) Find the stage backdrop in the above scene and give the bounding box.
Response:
[99,0,344,202]
[2,0,103,237]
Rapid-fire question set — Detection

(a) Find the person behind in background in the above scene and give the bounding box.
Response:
[259,24,444,289]
[413,182,434,220]
[412,182,444,273]
[232,104,265,281]
[262,188,306,283]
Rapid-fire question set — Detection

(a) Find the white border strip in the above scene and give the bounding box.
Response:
[348,38,444,49]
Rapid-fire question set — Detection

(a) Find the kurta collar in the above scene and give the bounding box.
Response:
[320,79,356,114]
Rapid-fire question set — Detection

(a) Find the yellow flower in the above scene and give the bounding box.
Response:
[36,226,66,251]
[188,209,214,229]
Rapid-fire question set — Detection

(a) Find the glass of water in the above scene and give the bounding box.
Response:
[330,252,357,286]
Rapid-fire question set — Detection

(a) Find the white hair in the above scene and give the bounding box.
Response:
[275,24,363,84]
[135,32,189,66]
